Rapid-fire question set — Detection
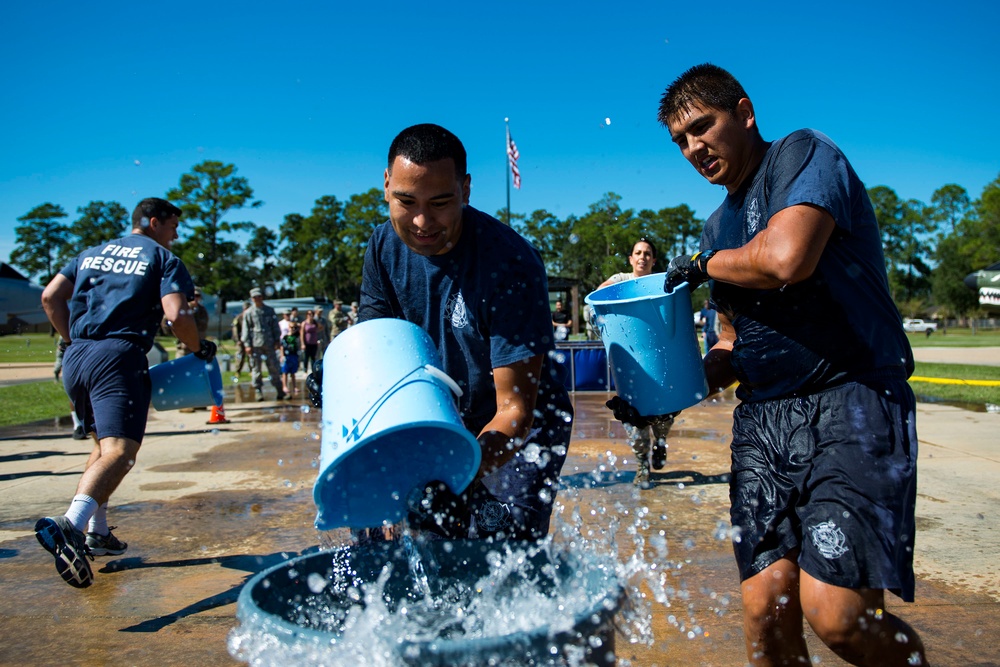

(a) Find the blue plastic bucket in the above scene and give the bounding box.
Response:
[313,319,481,530]
[231,540,621,666]
[585,276,707,416]
[148,354,224,411]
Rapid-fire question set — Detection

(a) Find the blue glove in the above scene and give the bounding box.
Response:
[193,339,217,362]
[664,249,716,292]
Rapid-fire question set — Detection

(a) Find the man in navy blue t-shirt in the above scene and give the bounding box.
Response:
[655,65,927,665]
[360,123,573,541]
[36,197,215,588]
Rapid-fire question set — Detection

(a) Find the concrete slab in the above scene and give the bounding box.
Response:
[1,387,998,666]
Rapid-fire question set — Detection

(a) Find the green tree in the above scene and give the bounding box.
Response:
[246,225,279,287]
[868,186,937,304]
[510,208,571,274]
[930,184,971,233]
[10,203,69,282]
[340,188,388,299]
[166,160,262,299]
[68,201,129,257]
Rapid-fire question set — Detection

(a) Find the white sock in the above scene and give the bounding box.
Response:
[71,412,83,429]
[88,502,109,536]
[64,494,99,534]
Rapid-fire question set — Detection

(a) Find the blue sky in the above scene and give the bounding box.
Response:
[2,0,998,275]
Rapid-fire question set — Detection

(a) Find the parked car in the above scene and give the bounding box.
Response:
[903,318,938,335]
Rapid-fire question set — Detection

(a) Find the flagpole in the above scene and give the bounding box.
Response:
[504,117,511,226]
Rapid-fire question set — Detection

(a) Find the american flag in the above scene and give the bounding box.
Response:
[507,128,521,189]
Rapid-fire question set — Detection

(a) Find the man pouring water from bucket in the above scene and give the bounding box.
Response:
[308,124,573,542]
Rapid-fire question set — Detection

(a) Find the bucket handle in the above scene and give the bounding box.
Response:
[423,364,463,398]
[342,364,463,443]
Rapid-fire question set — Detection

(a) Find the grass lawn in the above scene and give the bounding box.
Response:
[906,327,1000,348]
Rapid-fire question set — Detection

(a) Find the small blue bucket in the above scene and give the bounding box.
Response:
[585,276,707,416]
[148,354,224,411]
[313,318,481,531]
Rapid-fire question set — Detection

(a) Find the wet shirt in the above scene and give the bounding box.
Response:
[59,233,193,352]
[702,129,913,401]
[361,205,571,435]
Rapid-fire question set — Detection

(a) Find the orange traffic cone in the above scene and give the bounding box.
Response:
[207,403,231,425]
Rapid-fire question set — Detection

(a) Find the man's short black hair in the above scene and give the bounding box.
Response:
[658,63,749,127]
[132,197,182,229]
[387,123,467,178]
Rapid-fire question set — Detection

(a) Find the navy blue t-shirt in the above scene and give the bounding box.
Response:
[60,233,195,352]
[702,129,913,401]
[361,205,571,435]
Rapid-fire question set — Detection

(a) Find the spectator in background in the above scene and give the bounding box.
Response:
[329,299,350,338]
[300,310,319,374]
[347,301,360,326]
[231,301,251,373]
[551,299,572,341]
[281,321,300,398]
[242,287,285,402]
[314,306,329,359]
[700,299,719,352]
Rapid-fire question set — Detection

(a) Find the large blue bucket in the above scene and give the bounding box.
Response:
[585,276,707,416]
[313,319,481,530]
[148,354,224,411]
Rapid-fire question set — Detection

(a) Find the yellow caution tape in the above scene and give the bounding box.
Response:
[909,376,1000,387]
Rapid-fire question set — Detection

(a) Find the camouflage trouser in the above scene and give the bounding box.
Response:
[623,419,674,471]
[247,346,283,392]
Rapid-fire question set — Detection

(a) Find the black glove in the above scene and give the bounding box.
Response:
[306,358,323,408]
[606,396,652,429]
[664,249,716,293]
[606,396,681,431]
[406,480,470,539]
[193,339,217,362]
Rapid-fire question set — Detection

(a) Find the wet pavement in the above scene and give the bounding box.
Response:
[1,381,999,666]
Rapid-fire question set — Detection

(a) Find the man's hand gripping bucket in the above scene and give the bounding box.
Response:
[313,318,481,530]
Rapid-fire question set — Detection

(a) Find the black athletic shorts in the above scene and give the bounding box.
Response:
[729,375,918,601]
[63,338,152,443]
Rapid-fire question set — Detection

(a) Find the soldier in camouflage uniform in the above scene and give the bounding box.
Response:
[241,287,285,402]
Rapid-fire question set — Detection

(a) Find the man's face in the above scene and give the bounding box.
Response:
[384,156,470,256]
[251,295,264,308]
[149,215,180,249]
[666,99,755,193]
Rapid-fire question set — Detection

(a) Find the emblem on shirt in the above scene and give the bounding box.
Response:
[746,197,761,236]
[447,290,469,329]
[476,499,512,532]
[808,520,849,559]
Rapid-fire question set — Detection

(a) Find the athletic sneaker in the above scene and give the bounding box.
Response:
[35,516,94,588]
[86,527,128,556]
[651,442,668,470]
[72,426,87,440]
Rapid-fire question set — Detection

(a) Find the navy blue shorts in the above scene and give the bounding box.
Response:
[469,418,572,541]
[729,377,918,601]
[63,339,151,443]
